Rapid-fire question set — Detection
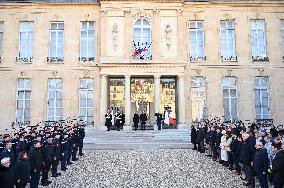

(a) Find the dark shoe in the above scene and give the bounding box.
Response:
[42,182,50,186]
[56,173,61,176]
[51,174,57,177]
[67,162,73,165]
[79,154,84,156]
[72,158,79,161]
[61,168,67,171]
[47,180,52,184]
[243,182,251,186]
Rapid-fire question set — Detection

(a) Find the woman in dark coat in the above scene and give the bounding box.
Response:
[0,157,15,188]
[14,151,31,188]
[191,125,197,150]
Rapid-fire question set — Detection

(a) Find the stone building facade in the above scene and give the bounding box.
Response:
[0,0,284,130]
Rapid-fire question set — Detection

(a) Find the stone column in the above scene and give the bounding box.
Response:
[124,75,131,130]
[99,75,108,129]
[178,74,186,129]
[154,75,161,130]
[154,75,161,113]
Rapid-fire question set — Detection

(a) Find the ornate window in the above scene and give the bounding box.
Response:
[16,79,31,124]
[133,18,152,60]
[0,22,3,63]
[79,79,94,124]
[47,79,62,121]
[18,22,34,63]
[48,22,64,62]
[220,20,237,61]
[254,77,270,119]
[250,20,268,62]
[222,77,238,122]
[189,21,205,62]
[281,20,284,60]
[80,21,95,62]
[191,77,207,123]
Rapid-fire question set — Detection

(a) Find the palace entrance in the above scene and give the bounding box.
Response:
[108,76,177,129]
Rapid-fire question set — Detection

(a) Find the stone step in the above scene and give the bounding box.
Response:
[83,129,192,150]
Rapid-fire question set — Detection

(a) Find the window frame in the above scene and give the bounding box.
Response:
[80,21,95,62]
[254,77,270,120]
[48,22,64,62]
[220,20,237,61]
[250,19,268,61]
[15,79,31,125]
[47,79,63,121]
[78,78,94,125]
[222,77,239,122]
[280,20,284,60]
[18,21,34,63]
[191,77,207,123]
[0,21,3,62]
[188,20,206,62]
[132,18,152,60]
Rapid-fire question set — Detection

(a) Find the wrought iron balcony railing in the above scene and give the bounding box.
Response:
[189,56,207,62]
[47,57,64,62]
[79,57,95,62]
[252,56,269,62]
[221,56,238,62]
[16,56,33,63]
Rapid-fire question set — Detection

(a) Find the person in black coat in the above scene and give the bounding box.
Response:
[29,141,43,188]
[60,133,69,171]
[15,136,27,158]
[196,124,205,153]
[155,112,163,131]
[239,132,256,187]
[14,151,31,188]
[253,141,269,188]
[0,157,15,188]
[191,125,197,150]
[105,108,112,131]
[78,125,85,157]
[115,111,123,131]
[230,133,241,175]
[271,144,284,188]
[133,112,140,131]
[41,138,53,186]
[51,133,61,177]
[0,141,16,166]
[140,111,147,131]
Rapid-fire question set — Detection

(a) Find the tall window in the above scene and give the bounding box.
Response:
[250,20,267,61]
[281,20,284,60]
[0,22,3,63]
[18,22,33,63]
[220,20,236,61]
[48,22,64,62]
[133,18,152,60]
[80,21,95,62]
[191,77,207,123]
[16,79,31,124]
[47,79,62,121]
[189,21,205,61]
[79,79,94,124]
[254,77,270,119]
[222,77,238,122]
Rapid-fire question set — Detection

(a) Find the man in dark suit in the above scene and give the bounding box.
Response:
[105,108,112,131]
[133,112,140,131]
[140,111,147,131]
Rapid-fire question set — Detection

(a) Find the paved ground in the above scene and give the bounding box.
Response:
[41,149,245,188]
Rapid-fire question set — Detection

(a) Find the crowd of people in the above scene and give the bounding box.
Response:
[191,120,284,188]
[0,120,85,188]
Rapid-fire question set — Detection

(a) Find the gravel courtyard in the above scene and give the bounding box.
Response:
[43,149,245,188]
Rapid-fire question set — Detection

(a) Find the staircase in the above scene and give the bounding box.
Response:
[83,128,192,150]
